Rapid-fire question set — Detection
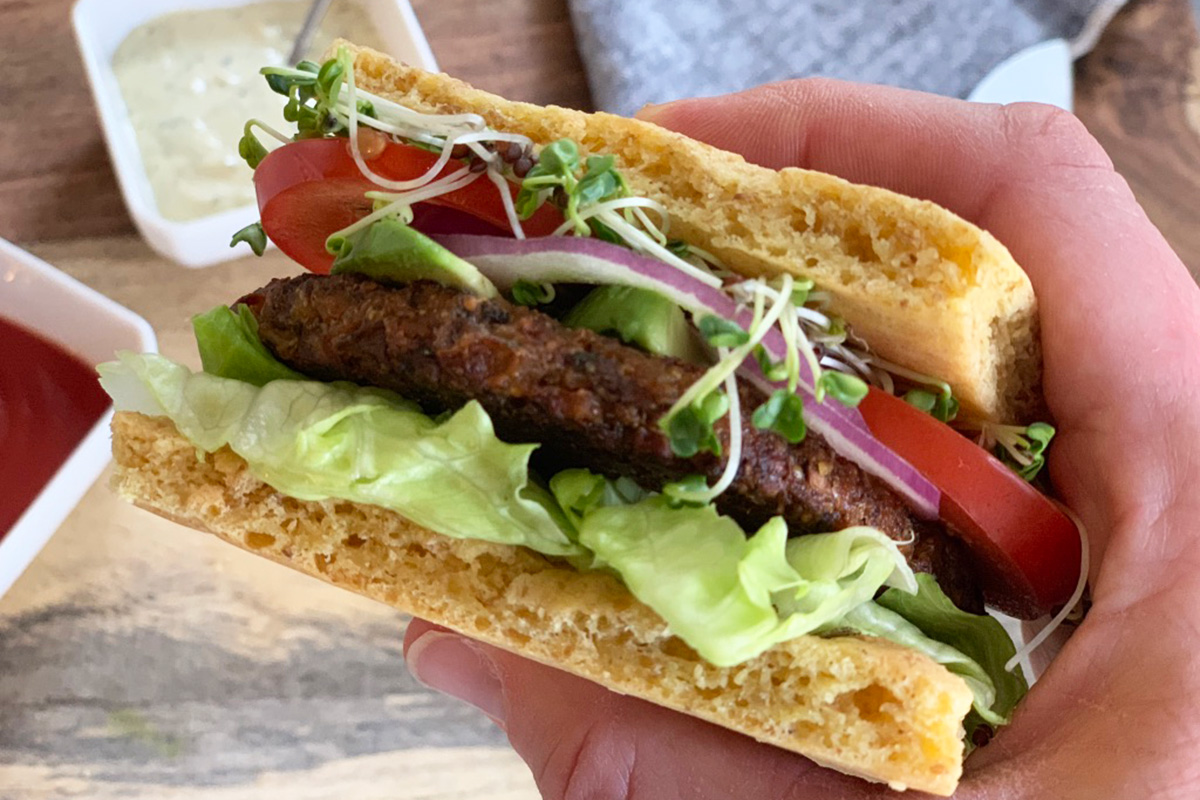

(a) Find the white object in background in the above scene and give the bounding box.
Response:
[967,38,1074,112]
[0,238,157,598]
[72,0,438,269]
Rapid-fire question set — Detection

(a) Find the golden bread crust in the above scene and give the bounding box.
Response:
[339,43,1040,422]
[112,411,972,795]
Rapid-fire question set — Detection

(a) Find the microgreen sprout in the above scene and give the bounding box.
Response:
[698,315,750,347]
[979,422,1056,481]
[236,120,290,169]
[751,389,807,443]
[817,371,869,408]
[661,274,795,461]
[903,388,959,422]
[511,280,556,306]
[664,389,730,458]
[754,345,789,382]
[229,222,267,256]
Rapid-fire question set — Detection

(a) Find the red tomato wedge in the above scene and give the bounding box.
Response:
[858,388,1081,618]
[254,138,564,273]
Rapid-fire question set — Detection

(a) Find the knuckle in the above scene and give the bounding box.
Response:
[999,102,1113,171]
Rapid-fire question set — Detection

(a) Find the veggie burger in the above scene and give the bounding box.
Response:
[101,44,1085,795]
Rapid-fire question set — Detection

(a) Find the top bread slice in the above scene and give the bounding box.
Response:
[341,43,1041,422]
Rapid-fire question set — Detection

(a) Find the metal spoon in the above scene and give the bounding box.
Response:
[288,0,335,66]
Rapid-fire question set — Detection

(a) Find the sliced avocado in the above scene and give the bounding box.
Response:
[564,285,705,362]
[328,217,497,298]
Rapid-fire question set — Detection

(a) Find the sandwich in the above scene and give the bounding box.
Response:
[99,43,1084,795]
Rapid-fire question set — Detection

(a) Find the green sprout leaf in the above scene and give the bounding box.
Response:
[576,168,620,206]
[229,222,267,256]
[818,371,869,407]
[537,139,581,174]
[664,390,729,458]
[515,186,543,219]
[753,345,789,382]
[751,389,807,444]
[698,315,750,348]
[790,277,816,307]
[661,474,712,507]
[237,123,269,169]
[903,388,959,422]
[588,217,623,244]
[511,280,556,306]
[995,422,1056,481]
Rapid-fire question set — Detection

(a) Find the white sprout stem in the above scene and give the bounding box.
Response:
[1005,499,1091,672]
[979,423,1036,466]
[788,305,823,393]
[685,243,722,268]
[329,167,481,241]
[823,343,875,378]
[866,354,952,392]
[795,304,832,328]
[631,205,670,243]
[665,274,794,420]
[249,119,292,144]
[593,209,724,288]
[692,356,744,502]
[487,167,526,239]
[550,196,672,237]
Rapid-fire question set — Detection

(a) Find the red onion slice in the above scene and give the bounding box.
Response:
[433,233,941,519]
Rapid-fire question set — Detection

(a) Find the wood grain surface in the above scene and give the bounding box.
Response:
[0,239,541,800]
[1,1,1199,798]
[1075,0,1200,278]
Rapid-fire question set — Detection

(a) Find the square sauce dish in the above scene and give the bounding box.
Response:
[0,239,156,597]
[73,0,438,268]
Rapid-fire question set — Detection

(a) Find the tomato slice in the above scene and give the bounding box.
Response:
[253,138,564,273]
[858,388,1081,618]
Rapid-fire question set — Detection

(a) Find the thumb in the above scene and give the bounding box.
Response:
[403,619,899,800]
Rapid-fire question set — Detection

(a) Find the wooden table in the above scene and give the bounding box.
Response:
[1,1,1198,798]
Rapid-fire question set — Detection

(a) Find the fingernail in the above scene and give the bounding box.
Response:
[406,630,506,723]
[635,101,669,121]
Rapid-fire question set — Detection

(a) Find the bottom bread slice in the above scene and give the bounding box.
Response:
[111,411,972,795]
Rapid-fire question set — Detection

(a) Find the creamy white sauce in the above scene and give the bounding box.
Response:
[113,2,382,222]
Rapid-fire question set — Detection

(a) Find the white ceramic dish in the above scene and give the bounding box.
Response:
[0,239,157,598]
[73,0,438,268]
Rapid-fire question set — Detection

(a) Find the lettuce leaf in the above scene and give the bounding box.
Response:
[192,305,305,387]
[551,470,917,667]
[836,573,1028,741]
[99,353,582,557]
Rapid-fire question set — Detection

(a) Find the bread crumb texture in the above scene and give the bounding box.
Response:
[113,412,971,795]
[338,43,1041,422]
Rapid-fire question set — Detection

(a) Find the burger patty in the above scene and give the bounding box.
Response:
[243,273,982,612]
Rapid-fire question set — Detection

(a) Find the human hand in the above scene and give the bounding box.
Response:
[403,81,1200,799]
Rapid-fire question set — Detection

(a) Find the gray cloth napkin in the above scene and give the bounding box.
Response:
[568,0,1116,115]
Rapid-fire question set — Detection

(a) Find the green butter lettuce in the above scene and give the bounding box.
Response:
[192,305,305,387]
[837,573,1028,741]
[329,217,497,297]
[550,469,917,667]
[99,353,581,557]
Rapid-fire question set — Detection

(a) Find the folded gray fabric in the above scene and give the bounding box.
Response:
[568,0,1115,115]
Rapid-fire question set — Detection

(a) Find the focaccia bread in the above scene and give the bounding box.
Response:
[112,411,974,795]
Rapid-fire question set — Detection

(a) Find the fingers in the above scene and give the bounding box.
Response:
[640,81,1200,583]
[404,620,899,800]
